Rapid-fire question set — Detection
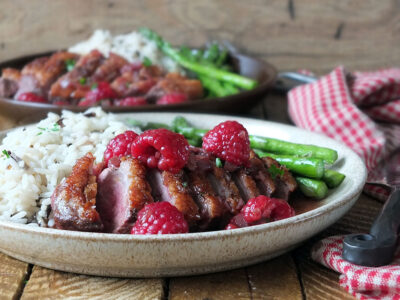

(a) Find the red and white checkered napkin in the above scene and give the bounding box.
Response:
[311,236,400,300]
[287,67,400,299]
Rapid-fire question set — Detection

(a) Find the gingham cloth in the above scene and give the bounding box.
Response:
[287,67,400,299]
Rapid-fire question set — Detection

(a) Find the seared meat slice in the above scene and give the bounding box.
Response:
[110,65,160,98]
[233,170,260,201]
[249,151,276,197]
[96,157,153,233]
[147,72,203,102]
[51,153,103,232]
[186,146,214,172]
[14,57,50,99]
[49,50,104,102]
[0,68,21,98]
[262,156,297,201]
[21,56,49,77]
[186,171,225,229]
[91,52,128,83]
[2,68,21,82]
[147,169,200,227]
[208,165,244,215]
[34,52,79,89]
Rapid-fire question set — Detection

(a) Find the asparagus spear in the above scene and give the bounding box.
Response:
[254,150,325,179]
[296,177,328,200]
[139,27,258,90]
[249,136,338,164]
[322,169,346,188]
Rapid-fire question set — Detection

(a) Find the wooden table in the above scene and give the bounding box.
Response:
[0,1,394,298]
[0,93,382,300]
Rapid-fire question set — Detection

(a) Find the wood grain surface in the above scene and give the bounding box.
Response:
[0,254,29,300]
[21,266,164,300]
[0,0,399,74]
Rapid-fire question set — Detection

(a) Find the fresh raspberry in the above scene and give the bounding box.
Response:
[131,202,189,234]
[202,121,250,166]
[156,93,188,105]
[80,82,118,106]
[115,97,147,107]
[225,196,295,229]
[17,92,47,103]
[131,128,189,173]
[103,130,138,165]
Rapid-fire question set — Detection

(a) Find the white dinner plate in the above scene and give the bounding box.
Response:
[0,112,367,277]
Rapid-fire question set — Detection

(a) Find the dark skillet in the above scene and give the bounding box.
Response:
[0,51,277,122]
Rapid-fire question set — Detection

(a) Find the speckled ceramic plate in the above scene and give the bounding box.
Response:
[0,113,367,277]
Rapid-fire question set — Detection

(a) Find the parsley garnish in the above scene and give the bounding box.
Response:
[91,83,98,90]
[182,181,188,188]
[65,59,76,71]
[37,123,60,135]
[79,77,86,85]
[143,56,152,67]
[268,164,284,179]
[215,157,223,168]
[2,149,10,159]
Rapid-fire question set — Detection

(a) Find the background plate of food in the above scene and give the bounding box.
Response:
[0,109,366,277]
[0,29,276,122]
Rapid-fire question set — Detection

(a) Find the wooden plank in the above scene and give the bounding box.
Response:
[0,0,399,74]
[0,253,29,300]
[169,268,251,300]
[21,266,164,300]
[246,254,302,300]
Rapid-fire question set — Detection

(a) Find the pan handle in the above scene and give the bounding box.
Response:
[342,187,400,266]
[274,72,317,92]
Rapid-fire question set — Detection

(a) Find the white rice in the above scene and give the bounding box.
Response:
[0,108,137,225]
[69,29,182,72]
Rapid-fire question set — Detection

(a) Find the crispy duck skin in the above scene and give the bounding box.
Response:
[0,68,21,98]
[249,151,276,197]
[96,157,154,233]
[208,165,244,215]
[161,170,201,226]
[50,153,103,232]
[21,57,49,77]
[186,171,225,229]
[91,52,128,83]
[34,52,79,88]
[49,50,104,101]
[147,72,203,102]
[262,156,297,200]
[2,68,21,82]
[233,169,260,201]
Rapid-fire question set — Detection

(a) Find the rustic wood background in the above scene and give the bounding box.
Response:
[0,0,399,74]
[0,1,395,299]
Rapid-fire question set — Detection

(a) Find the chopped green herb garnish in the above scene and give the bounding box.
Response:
[91,83,98,90]
[215,157,223,168]
[268,164,284,180]
[79,77,86,85]
[182,181,188,188]
[37,123,60,135]
[2,150,10,159]
[65,59,76,71]
[143,56,152,67]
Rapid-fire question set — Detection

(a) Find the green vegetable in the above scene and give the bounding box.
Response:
[249,136,338,164]
[322,169,346,188]
[254,150,325,179]
[65,59,75,71]
[79,77,86,85]
[139,27,258,90]
[296,177,328,200]
[2,149,10,159]
[215,157,223,168]
[268,164,284,179]
[91,83,98,90]
[143,56,152,67]
[198,75,229,97]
